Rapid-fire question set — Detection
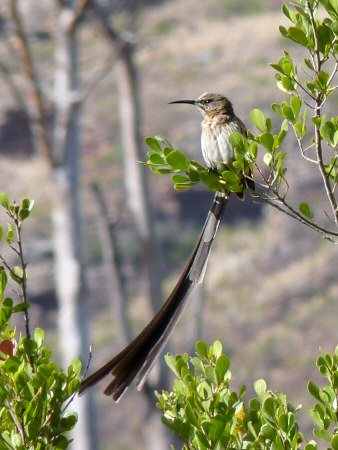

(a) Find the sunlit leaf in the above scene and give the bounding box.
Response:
[166,151,190,171]
[250,109,266,132]
[299,202,314,219]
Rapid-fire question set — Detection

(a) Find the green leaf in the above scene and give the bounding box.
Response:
[215,355,230,382]
[185,402,199,428]
[20,199,34,221]
[208,416,225,442]
[261,423,277,440]
[165,353,180,377]
[313,427,331,442]
[21,198,34,211]
[52,435,70,449]
[188,170,200,182]
[205,365,218,385]
[191,356,205,374]
[278,414,289,432]
[320,121,338,147]
[250,398,261,412]
[304,58,314,70]
[60,412,78,431]
[12,302,30,313]
[254,379,267,396]
[172,174,189,184]
[0,193,10,209]
[331,435,338,450]
[221,171,239,183]
[317,25,334,55]
[263,153,273,166]
[0,268,7,299]
[149,152,165,165]
[308,380,321,401]
[4,355,20,373]
[299,202,314,219]
[270,63,284,74]
[280,76,295,92]
[272,103,282,116]
[174,182,196,190]
[282,3,297,23]
[262,397,277,422]
[196,341,208,359]
[266,117,272,132]
[290,95,302,119]
[259,132,274,151]
[287,27,308,46]
[229,131,246,149]
[18,209,30,222]
[304,442,317,450]
[6,223,13,245]
[34,327,45,348]
[212,340,222,358]
[315,71,330,92]
[250,109,266,132]
[281,105,295,121]
[27,420,40,439]
[196,430,210,448]
[155,135,174,149]
[279,25,288,37]
[166,151,190,171]
[145,136,162,152]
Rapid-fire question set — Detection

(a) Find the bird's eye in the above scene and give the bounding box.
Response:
[204,100,210,104]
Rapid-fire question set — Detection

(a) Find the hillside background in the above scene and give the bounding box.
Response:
[0,0,337,449]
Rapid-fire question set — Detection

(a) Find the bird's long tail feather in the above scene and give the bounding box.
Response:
[79,191,228,401]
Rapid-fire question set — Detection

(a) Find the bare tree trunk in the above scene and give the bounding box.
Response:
[52,6,97,449]
[113,33,170,450]
[115,49,165,313]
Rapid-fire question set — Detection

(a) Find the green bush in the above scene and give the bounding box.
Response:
[157,341,338,450]
[0,194,81,449]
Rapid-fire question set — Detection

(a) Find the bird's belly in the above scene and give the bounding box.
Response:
[201,128,234,170]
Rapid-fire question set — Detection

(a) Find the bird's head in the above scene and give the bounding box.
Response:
[169,93,234,118]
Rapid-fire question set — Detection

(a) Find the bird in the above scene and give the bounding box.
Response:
[79,93,253,401]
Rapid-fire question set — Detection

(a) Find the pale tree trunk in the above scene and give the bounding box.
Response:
[115,50,165,313]
[52,5,97,449]
[6,1,96,448]
[93,0,169,385]
[92,5,170,447]
[115,48,169,450]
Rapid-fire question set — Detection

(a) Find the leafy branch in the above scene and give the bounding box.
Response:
[157,341,338,450]
[0,194,82,449]
[144,0,338,244]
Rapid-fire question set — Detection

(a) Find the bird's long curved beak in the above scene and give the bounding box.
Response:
[169,99,196,105]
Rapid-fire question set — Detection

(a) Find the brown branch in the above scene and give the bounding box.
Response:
[253,162,338,241]
[70,0,91,32]
[307,0,338,225]
[9,0,54,166]
[90,0,135,57]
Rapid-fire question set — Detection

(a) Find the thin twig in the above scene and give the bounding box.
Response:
[291,123,317,163]
[6,401,26,446]
[253,162,338,240]
[0,434,15,450]
[15,220,31,340]
[307,0,338,225]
